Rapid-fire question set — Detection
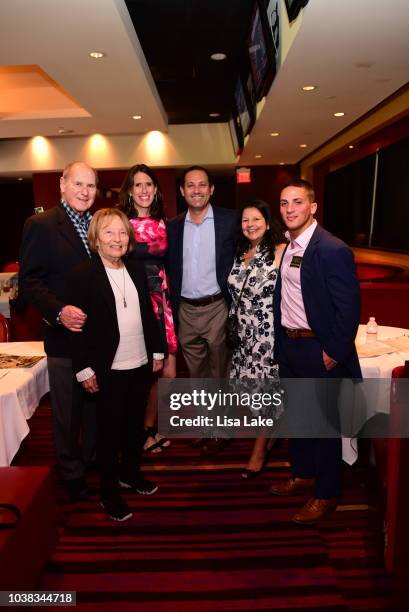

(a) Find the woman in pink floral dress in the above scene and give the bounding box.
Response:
[118,164,177,452]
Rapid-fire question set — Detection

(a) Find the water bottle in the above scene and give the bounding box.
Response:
[366,317,378,343]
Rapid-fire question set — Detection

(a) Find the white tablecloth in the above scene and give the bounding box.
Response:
[342,324,409,464]
[0,341,49,466]
[0,272,17,318]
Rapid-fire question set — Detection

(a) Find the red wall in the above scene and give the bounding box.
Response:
[235,164,299,220]
[32,168,179,218]
[5,163,302,269]
[31,164,300,224]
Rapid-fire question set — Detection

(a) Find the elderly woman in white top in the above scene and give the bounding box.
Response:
[67,208,164,522]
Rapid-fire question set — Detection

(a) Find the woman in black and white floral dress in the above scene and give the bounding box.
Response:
[228,200,285,477]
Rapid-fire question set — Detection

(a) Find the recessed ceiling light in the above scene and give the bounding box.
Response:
[348,145,355,149]
[132,115,142,120]
[333,112,345,117]
[209,112,221,118]
[89,51,106,59]
[270,132,280,137]
[255,154,262,158]
[210,52,227,61]
[299,144,307,148]
[17,177,23,181]
[279,162,285,165]
[302,85,317,91]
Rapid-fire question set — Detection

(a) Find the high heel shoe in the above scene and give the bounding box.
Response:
[241,438,280,479]
[143,426,170,453]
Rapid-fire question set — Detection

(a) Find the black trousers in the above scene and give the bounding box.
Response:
[96,364,150,496]
[47,356,96,481]
[278,329,348,499]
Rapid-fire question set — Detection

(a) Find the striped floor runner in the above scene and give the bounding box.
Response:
[15,399,391,610]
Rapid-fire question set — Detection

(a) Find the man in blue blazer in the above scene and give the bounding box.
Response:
[167,166,236,454]
[270,179,361,523]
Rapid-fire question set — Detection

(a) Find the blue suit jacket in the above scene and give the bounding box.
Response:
[274,223,362,378]
[167,205,236,325]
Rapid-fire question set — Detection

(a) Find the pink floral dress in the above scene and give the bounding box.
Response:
[129,217,177,354]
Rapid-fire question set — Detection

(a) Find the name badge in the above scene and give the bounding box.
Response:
[290,255,302,268]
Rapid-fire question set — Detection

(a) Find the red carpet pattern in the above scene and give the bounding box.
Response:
[14,399,391,610]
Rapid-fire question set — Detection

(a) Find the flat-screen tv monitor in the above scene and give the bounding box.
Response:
[234,74,255,138]
[284,0,309,22]
[229,110,244,157]
[247,0,276,100]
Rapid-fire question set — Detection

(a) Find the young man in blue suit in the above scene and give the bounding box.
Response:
[270,179,361,523]
[167,166,236,455]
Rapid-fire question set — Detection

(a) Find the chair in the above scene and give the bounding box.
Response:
[9,298,43,341]
[1,261,19,272]
[0,313,11,342]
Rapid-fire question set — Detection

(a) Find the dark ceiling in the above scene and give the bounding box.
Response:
[125,0,254,124]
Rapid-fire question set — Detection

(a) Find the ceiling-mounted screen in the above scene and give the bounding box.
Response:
[247,0,276,101]
[234,75,256,138]
[229,110,244,157]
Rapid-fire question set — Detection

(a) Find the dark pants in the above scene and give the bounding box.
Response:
[47,356,96,481]
[97,364,150,496]
[278,328,347,499]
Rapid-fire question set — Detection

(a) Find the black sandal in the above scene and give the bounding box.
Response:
[143,427,169,453]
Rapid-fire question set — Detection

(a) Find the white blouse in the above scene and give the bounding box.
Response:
[76,265,163,382]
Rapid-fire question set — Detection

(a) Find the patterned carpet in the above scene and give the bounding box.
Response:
[14,397,391,611]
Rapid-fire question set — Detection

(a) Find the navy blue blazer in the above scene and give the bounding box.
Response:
[274,223,361,378]
[166,205,236,325]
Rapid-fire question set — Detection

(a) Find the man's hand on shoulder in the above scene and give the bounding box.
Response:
[60,305,87,332]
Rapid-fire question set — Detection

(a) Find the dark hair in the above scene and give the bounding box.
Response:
[281,178,315,203]
[180,165,213,187]
[236,200,284,261]
[117,164,164,220]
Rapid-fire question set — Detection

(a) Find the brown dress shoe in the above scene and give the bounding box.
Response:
[270,477,314,497]
[292,497,338,524]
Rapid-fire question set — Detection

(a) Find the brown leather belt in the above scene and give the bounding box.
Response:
[284,327,316,338]
[181,293,224,307]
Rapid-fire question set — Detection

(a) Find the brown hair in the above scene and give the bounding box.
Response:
[282,178,315,202]
[88,208,135,254]
[117,163,164,220]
